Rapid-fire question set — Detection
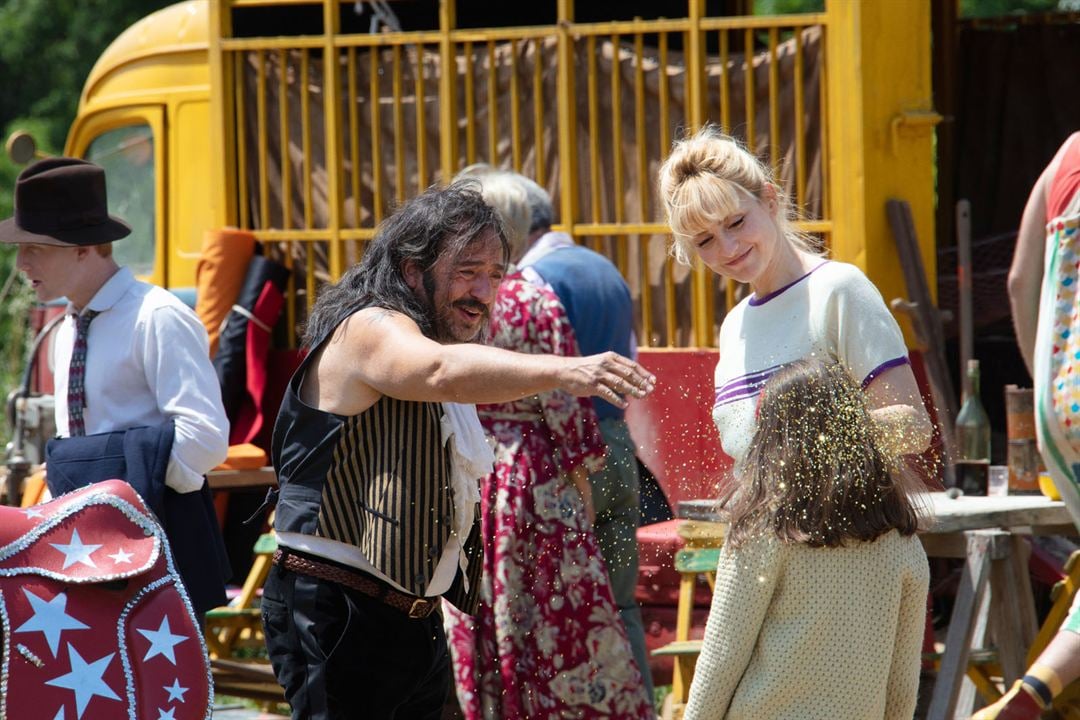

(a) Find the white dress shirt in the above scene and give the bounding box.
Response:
[53,266,229,493]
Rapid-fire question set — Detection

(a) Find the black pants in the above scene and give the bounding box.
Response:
[262,563,451,720]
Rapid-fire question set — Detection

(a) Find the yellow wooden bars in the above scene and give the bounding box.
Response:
[633,25,651,346]
[486,40,497,164]
[439,0,458,183]
[233,52,249,231]
[510,39,521,172]
[370,46,383,224]
[464,41,476,165]
[415,43,428,192]
[555,0,577,235]
[256,50,269,231]
[208,0,853,350]
[687,0,711,348]
[347,48,360,229]
[719,30,731,133]
[322,0,343,282]
[392,44,405,204]
[794,29,806,211]
[768,27,780,175]
[533,38,544,187]
[586,34,601,253]
[659,29,676,347]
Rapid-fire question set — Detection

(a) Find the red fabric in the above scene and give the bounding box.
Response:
[229,281,284,445]
[1047,134,1080,219]
[1,480,210,719]
[444,277,652,719]
[624,349,732,508]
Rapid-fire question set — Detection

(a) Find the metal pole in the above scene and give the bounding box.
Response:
[956,199,973,398]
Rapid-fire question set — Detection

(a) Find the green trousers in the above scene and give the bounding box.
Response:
[591,418,654,702]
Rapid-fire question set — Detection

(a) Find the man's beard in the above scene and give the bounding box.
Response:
[423,270,490,344]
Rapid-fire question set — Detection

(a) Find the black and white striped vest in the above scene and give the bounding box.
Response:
[270,334,483,615]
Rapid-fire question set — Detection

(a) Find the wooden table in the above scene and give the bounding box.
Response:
[207,466,278,491]
[677,492,1075,720]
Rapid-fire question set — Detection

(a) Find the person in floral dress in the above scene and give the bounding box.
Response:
[444,172,653,719]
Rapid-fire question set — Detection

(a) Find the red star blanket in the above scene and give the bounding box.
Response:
[0,479,211,719]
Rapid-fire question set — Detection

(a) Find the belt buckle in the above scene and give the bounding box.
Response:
[408,598,432,619]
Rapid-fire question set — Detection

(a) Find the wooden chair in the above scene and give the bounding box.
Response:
[204,531,286,706]
[205,531,277,658]
[1028,550,1080,719]
[651,520,726,720]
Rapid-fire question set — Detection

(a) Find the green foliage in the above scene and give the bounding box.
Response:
[0,0,174,151]
[0,118,56,448]
[754,0,1065,15]
[754,0,824,14]
[0,0,171,450]
[960,0,1063,17]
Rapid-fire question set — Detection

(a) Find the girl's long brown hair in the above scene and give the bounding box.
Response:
[723,359,920,549]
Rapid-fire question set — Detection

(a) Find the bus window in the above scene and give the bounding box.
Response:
[85,125,155,277]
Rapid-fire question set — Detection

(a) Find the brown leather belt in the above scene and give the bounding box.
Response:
[272,549,437,619]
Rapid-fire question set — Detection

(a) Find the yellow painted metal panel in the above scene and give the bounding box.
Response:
[169,99,214,287]
[824,0,937,344]
[67,107,168,288]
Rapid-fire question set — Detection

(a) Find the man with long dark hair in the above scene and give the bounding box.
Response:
[264,181,655,720]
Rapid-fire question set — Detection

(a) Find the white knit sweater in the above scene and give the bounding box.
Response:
[682,530,929,720]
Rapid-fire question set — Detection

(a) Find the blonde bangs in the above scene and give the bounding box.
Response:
[667,174,749,240]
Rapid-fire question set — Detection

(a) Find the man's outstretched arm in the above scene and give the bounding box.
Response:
[312,308,655,415]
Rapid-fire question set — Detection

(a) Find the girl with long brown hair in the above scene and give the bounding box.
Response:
[683,359,929,720]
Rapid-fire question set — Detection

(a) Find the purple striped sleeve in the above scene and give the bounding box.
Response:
[861,356,911,389]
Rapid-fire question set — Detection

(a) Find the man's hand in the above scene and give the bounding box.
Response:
[559,352,656,408]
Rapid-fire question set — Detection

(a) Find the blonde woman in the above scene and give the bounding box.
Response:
[657,125,932,469]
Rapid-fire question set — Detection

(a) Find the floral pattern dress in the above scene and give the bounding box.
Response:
[444,275,653,719]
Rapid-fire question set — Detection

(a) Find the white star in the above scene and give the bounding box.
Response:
[163,678,189,702]
[23,507,44,519]
[107,548,134,564]
[49,529,102,570]
[14,588,89,657]
[156,708,177,720]
[45,644,120,720]
[137,616,188,665]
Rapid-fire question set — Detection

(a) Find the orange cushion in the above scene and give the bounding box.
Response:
[215,443,268,471]
[195,228,256,357]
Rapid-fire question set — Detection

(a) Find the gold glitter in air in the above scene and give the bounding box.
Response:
[721,358,923,550]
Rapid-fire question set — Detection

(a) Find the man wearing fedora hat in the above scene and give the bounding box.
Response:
[1,157,231,613]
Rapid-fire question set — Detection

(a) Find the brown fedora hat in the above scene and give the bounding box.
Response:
[0,157,131,246]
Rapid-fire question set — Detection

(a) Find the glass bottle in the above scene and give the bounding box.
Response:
[954,359,991,495]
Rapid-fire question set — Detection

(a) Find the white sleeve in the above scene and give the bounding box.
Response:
[827,267,911,388]
[140,304,230,493]
[683,536,784,720]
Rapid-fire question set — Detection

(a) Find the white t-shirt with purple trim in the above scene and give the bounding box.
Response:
[712,260,910,466]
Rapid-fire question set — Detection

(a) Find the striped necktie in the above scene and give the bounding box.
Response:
[67,310,100,437]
